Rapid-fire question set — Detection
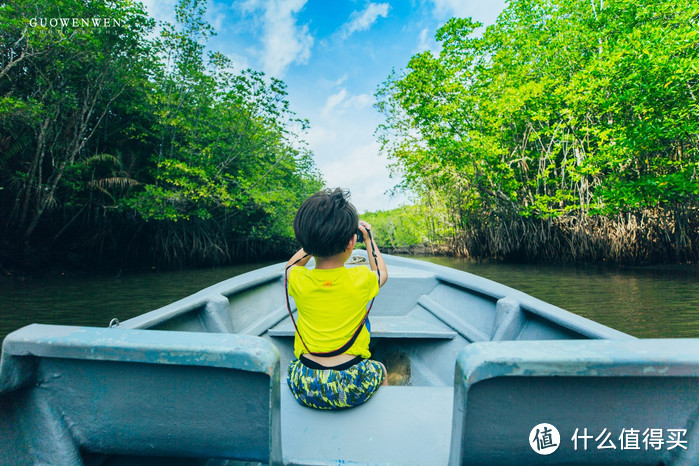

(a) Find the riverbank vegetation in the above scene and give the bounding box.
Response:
[376,0,698,264]
[3,0,697,273]
[0,0,322,272]
[360,201,450,254]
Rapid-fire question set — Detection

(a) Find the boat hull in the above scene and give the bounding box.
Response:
[2,253,697,465]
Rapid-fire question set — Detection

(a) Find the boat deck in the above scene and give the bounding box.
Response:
[281,385,453,465]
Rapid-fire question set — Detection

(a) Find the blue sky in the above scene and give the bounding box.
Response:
[143,0,507,212]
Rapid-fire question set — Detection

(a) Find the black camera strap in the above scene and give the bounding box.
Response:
[284,229,380,358]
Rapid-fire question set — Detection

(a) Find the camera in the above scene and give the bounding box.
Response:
[356,225,370,243]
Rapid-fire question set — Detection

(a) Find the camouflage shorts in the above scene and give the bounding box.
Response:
[287,356,384,410]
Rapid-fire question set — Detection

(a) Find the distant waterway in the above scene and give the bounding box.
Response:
[415,257,699,339]
[1,257,697,343]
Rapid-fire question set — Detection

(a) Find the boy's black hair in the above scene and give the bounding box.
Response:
[294,188,358,258]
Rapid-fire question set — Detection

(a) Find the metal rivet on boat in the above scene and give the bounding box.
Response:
[109,318,120,328]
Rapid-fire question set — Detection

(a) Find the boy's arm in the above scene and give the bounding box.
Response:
[286,248,311,270]
[359,221,388,287]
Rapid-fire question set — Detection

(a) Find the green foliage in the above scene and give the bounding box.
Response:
[376,0,699,262]
[361,205,428,248]
[1,0,155,237]
[0,0,322,267]
[361,198,454,249]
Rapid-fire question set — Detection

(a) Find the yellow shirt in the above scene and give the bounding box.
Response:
[288,265,379,359]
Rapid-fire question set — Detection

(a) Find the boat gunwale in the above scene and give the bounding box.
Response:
[384,254,634,341]
[118,253,633,342]
[119,263,285,330]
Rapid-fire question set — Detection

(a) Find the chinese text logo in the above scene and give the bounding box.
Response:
[530,423,560,455]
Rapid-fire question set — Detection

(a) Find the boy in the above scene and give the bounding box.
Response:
[285,188,388,410]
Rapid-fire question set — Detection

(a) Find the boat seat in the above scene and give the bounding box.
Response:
[281,384,453,465]
[0,324,282,465]
[450,339,699,465]
[268,314,457,339]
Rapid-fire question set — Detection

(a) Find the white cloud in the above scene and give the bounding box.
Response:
[333,74,348,87]
[224,51,250,71]
[306,125,337,149]
[207,1,229,33]
[308,91,406,213]
[321,89,374,119]
[316,74,349,91]
[319,141,406,213]
[240,0,314,78]
[416,27,441,56]
[238,0,262,13]
[430,0,473,19]
[430,0,506,26]
[349,93,374,109]
[321,89,348,118]
[341,3,390,38]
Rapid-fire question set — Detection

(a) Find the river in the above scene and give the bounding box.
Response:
[1,256,697,342]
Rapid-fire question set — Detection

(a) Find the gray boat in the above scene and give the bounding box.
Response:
[1,253,698,465]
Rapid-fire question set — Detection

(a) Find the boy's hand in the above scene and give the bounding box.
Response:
[358,220,388,287]
[358,221,372,243]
